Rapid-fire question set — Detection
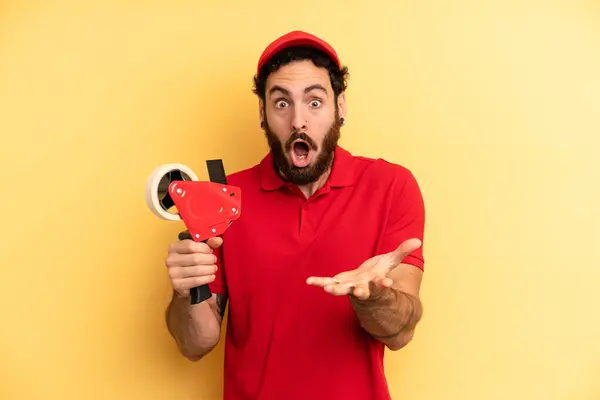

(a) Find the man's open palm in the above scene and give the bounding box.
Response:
[306,238,422,300]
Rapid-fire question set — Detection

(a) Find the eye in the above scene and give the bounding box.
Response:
[309,99,322,108]
[275,100,289,108]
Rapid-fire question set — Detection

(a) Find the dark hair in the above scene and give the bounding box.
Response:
[252,45,349,101]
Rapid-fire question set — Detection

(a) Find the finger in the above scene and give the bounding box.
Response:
[173,275,216,291]
[351,282,371,300]
[166,252,217,268]
[169,264,218,280]
[390,238,422,265]
[307,269,376,293]
[331,271,359,284]
[168,240,214,254]
[336,270,373,288]
[327,270,376,296]
[206,236,223,249]
[306,277,339,287]
[372,276,393,288]
[325,282,355,296]
[355,271,376,286]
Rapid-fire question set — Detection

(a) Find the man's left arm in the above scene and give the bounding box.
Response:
[349,264,423,350]
[351,166,426,350]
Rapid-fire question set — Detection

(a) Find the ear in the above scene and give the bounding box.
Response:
[337,92,347,120]
[259,98,265,124]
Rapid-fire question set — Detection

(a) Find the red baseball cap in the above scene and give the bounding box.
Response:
[256,30,342,75]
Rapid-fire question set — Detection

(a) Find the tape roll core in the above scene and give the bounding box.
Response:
[144,163,198,220]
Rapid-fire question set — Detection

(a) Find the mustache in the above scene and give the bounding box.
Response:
[284,132,318,151]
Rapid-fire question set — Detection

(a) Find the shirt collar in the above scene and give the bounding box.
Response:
[259,145,356,191]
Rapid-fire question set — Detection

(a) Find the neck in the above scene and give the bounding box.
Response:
[297,168,331,198]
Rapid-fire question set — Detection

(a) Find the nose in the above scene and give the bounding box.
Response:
[291,104,307,132]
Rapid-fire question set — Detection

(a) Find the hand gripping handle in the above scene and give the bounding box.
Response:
[178,230,212,304]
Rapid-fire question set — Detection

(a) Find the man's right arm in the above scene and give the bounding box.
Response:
[163,235,227,361]
[165,291,228,361]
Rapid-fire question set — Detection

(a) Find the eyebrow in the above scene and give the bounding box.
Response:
[269,84,329,97]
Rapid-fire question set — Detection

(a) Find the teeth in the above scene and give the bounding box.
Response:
[297,154,307,159]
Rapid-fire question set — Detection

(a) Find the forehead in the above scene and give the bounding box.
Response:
[266,60,332,96]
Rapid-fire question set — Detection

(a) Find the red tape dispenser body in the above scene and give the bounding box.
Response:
[168,180,241,241]
[144,159,241,305]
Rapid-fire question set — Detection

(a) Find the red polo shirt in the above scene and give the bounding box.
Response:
[208,146,425,400]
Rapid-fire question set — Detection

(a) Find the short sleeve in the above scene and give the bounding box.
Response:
[208,244,227,295]
[376,166,426,270]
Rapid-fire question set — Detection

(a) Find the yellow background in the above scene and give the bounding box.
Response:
[1,0,599,399]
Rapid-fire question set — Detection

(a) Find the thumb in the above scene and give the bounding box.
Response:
[390,238,422,265]
[206,236,223,249]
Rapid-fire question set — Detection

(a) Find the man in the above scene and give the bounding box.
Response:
[164,30,426,400]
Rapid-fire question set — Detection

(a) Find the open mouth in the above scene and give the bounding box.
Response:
[290,140,312,167]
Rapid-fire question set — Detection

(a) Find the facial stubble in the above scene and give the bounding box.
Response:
[263,107,342,185]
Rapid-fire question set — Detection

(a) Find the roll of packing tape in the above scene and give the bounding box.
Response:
[145,163,198,220]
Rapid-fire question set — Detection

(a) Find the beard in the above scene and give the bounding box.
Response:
[263,108,342,186]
